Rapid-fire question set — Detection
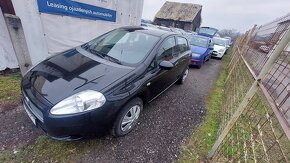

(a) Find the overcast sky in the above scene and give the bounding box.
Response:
[142,0,290,32]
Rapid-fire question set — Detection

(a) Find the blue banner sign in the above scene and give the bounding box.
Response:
[37,0,116,22]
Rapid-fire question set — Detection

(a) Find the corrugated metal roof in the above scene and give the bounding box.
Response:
[154,1,202,22]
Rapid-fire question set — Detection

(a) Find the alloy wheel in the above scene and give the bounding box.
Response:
[121,105,141,132]
[182,68,189,82]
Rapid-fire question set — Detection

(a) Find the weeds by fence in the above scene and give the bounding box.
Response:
[208,14,290,162]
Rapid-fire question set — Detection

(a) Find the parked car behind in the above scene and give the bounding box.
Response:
[224,36,232,45]
[197,27,219,38]
[224,38,231,49]
[259,45,270,53]
[188,35,213,68]
[21,26,191,140]
[141,23,157,28]
[170,28,186,35]
[212,37,228,59]
[157,26,173,32]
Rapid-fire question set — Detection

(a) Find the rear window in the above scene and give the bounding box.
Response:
[188,36,208,48]
[83,29,160,65]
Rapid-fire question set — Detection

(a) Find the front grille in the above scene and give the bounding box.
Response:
[23,93,44,122]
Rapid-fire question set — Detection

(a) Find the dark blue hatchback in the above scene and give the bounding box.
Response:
[21,26,192,140]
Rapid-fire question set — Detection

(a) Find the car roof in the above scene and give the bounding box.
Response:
[213,37,227,41]
[191,34,211,40]
[119,26,176,37]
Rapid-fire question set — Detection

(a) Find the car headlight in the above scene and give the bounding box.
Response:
[50,90,106,115]
[218,49,224,52]
[192,53,201,57]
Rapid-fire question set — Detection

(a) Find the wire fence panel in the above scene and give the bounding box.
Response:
[209,14,290,162]
[213,90,290,162]
[220,55,253,133]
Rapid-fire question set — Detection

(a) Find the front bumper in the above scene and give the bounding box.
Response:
[211,51,224,58]
[22,94,124,140]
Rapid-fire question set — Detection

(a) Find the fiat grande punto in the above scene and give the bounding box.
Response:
[21,26,191,140]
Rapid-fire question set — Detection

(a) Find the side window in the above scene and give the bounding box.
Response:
[147,60,157,71]
[176,37,188,54]
[157,37,176,62]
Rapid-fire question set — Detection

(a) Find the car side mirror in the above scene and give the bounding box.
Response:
[159,60,174,70]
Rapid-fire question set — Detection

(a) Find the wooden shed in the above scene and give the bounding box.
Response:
[154,1,202,31]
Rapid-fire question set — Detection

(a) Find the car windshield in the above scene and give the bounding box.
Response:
[82,29,159,65]
[213,38,226,46]
[188,36,208,48]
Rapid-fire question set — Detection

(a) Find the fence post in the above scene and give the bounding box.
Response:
[4,13,32,76]
[207,25,290,159]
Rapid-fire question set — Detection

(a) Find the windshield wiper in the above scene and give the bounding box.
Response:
[215,44,224,46]
[88,49,105,58]
[104,55,122,65]
[81,43,89,50]
[87,48,122,65]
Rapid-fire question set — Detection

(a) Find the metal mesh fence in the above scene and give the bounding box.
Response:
[213,90,290,162]
[220,47,253,132]
[209,14,290,162]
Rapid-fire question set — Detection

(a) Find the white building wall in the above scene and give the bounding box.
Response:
[0,8,18,70]
[11,0,144,66]
[11,0,50,65]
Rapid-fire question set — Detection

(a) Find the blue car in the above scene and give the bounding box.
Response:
[197,27,218,38]
[188,35,214,68]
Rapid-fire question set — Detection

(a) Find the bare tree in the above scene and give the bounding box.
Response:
[218,29,241,43]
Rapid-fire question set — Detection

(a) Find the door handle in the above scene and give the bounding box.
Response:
[147,82,151,86]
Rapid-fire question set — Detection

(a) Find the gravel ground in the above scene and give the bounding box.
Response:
[0,106,42,150]
[0,59,222,162]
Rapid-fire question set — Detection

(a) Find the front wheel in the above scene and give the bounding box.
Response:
[112,98,143,137]
[197,64,202,69]
[206,55,211,61]
[177,67,189,84]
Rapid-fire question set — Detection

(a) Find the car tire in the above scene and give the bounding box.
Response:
[197,64,202,69]
[197,57,205,69]
[177,67,189,84]
[112,98,143,137]
[206,55,210,61]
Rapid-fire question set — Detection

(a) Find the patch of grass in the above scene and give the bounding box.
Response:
[0,135,103,162]
[0,73,22,106]
[179,49,232,162]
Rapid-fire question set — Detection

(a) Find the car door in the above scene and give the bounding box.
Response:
[146,37,179,101]
[174,36,191,78]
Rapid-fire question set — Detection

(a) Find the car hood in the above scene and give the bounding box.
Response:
[213,45,226,51]
[190,45,207,55]
[22,48,134,105]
